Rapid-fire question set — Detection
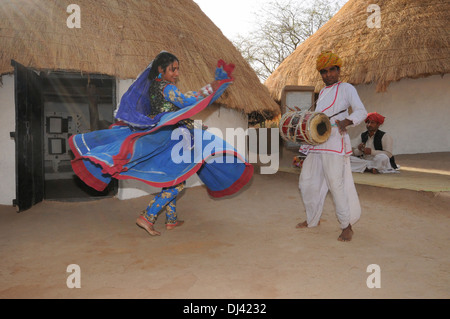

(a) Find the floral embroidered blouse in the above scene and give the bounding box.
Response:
[148,79,213,128]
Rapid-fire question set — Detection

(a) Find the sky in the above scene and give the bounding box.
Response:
[193,0,348,40]
[193,0,276,39]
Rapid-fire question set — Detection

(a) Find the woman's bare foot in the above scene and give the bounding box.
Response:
[136,216,161,236]
[166,220,184,230]
[338,224,353,242]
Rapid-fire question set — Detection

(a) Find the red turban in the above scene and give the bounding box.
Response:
[365,112,385,124]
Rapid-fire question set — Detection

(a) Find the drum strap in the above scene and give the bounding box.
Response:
[328,109,346,119]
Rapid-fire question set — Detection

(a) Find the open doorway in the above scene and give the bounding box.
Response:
[41,71,117,201]
[13,60,117,211]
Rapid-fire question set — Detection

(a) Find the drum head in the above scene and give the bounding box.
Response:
[308,113,331,144]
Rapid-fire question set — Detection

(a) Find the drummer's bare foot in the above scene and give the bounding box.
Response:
[338,224,353,242]
[166,220,184,230]
[371,168,379,174]
[136,216,161,236]
[296,221,308,228]
[295,220,320,228]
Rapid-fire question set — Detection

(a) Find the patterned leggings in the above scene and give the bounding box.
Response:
[142,182,185,225]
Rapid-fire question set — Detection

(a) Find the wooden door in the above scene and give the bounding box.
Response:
[12,60,44,212]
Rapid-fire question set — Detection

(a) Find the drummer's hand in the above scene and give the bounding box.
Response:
[335,119,353,134]
[358,143,365,152]
[363,148,372,155]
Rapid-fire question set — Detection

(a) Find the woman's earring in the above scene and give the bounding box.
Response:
[158,73,162,79]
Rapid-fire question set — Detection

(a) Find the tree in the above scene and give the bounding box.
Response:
[233,0,346,82]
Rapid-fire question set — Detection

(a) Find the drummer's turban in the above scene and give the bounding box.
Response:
[316,51,343,71]
[365,112,385,125]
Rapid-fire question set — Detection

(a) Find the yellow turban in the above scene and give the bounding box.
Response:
[316,51,343,71]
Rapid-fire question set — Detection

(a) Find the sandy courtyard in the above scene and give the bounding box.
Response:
[0,154,449,299]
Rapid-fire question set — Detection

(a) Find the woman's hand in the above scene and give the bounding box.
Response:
[210,80,220,92]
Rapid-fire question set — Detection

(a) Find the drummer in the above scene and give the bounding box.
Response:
[296,51,368,242]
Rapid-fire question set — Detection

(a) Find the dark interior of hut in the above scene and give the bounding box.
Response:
[39,72,117,201]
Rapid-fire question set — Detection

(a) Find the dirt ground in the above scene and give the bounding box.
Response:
[0,153,449,299]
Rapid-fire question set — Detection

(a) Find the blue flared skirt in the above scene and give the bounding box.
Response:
[69,80,253,198]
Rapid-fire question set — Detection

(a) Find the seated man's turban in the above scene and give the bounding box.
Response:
[316,51,343,71]
[365,112,385,125]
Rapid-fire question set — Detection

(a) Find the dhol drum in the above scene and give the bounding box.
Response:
[279,110,331,145]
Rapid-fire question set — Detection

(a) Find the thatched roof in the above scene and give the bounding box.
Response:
[0,0,279,116]
[265,0,450,100]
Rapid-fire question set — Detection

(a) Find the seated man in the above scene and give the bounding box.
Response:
[351,112,398,174]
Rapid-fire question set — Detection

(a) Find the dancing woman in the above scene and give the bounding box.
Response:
[69,52,253,236]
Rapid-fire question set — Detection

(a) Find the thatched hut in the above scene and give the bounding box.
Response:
[0,0,279,209]
[266,0,450,155]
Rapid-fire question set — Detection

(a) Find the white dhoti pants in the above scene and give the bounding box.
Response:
[299,153,361,229]
[350,153,397,173]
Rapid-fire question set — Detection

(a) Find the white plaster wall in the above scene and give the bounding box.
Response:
[349,74,450,155]
[116,79,249,200]
[0,75,16,205]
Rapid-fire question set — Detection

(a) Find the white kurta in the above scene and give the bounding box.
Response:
[299,82,367,229]
[351,132,398,173]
